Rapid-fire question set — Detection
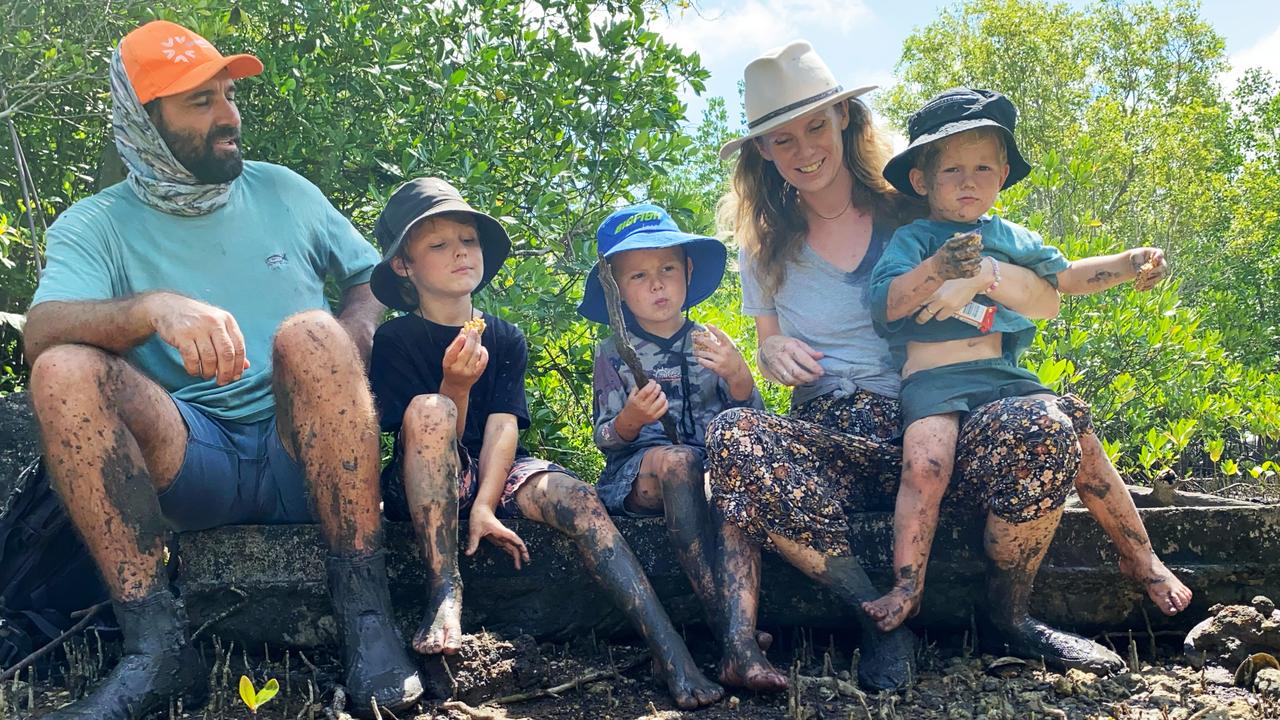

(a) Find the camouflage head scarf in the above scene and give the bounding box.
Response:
[109,47,233,216]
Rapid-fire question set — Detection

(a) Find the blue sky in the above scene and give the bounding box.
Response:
[655,0,1280,134]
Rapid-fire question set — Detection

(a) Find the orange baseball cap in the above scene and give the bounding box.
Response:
[119,20,263,105]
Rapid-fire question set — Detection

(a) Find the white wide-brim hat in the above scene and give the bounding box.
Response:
[718,40,876,161]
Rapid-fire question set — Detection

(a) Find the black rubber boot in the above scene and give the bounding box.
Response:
[984,563,1125,675]
[819,556,917,691]
[42,590,207,719]
[326,550,425,716]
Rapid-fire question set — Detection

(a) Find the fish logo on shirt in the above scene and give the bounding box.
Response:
[265,252,288,270]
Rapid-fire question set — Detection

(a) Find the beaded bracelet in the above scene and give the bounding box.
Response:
[985,257,1001,293]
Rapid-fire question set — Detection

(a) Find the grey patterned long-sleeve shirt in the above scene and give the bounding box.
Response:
[591,321,763,503]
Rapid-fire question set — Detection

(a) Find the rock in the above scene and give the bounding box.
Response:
[1184,603,1280,670]
[1253,595,1276,617]
[1254,667,1280,697]
[1051,675,1075,696]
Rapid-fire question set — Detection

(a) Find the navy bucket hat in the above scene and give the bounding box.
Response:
[577,204,727,325]
[370,177,511,312]
[882,88,1032,198]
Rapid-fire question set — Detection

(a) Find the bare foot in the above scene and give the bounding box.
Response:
[718,639,788,692]
[1119,553,1193,616]
[860,586,921,632]
[653,653,724,709]
[413,581,463,655]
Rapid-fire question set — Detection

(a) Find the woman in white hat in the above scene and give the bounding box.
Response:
[706,41,1124,691]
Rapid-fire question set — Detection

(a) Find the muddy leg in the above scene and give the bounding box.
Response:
[770,533,916,691]
[863,414,958,632]
[272,311,382,553]
[1074,432,1192,615]
[30,345,204,720]
[272,311,423,711]
[517,473,724,709]
[400,394,464,655]
[715,516,787,692]
[628,447,719,624]
[29,344,185,600]
[984,509,1125,675]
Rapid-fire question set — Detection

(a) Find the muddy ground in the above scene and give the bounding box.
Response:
[7,622,1280,720]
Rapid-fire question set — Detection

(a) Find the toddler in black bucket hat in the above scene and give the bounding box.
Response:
[860,88,1189,672]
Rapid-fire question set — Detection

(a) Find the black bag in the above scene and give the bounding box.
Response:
[0,458,108,668]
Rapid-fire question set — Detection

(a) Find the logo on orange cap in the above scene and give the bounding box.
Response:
[119,20,263,105]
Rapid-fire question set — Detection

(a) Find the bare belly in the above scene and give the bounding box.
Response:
[903,333,1004,378]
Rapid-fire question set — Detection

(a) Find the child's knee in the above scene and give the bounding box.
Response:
[901,442,954,489]
[543,476,612,532]
[403,394,457,443]
[651,445,703,484]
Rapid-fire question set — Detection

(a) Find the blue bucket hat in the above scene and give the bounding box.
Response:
[882,88,1031,198]
[577,204,727,325]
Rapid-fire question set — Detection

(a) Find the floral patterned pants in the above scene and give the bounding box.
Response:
[706,390,1093,556]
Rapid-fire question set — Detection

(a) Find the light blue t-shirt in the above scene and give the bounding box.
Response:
[31,161,380,422]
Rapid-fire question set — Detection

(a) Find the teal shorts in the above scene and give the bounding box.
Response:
[899,358,1051,431]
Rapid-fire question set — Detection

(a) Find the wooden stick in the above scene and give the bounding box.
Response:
[0,600,109,682]
[596,254,680,444]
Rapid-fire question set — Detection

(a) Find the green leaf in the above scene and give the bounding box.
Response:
[239,675,257,712]
[255,678,280,707]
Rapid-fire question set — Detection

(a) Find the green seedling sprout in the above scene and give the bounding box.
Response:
[239,675,280,716]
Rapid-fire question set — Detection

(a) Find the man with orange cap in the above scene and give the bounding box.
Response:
[24,20,424,719]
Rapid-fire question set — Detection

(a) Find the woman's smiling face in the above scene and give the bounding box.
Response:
[755,104,850,194]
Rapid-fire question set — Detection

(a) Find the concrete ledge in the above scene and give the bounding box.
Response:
[6,393,1277,647]
[175,493,1280,647]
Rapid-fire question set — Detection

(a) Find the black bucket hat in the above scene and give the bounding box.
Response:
[370,177,511,312]
[882,88,1031,198]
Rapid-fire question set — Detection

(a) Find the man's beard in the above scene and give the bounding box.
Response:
[154,114,244,184]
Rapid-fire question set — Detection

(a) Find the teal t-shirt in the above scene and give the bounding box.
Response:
[868,215,1069,369]
[31,161,380,422]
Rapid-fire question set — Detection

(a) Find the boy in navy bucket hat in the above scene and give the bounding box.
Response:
[368,183,724,710]
[581,204,780,691]
[860,89,1188,669]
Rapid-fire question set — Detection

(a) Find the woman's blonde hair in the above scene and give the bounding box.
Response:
[718,99,922,297]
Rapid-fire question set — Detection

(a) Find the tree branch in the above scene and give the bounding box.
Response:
[596,254,680,444]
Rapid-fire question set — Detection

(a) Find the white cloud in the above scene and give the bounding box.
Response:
[1220,22,1280,93]
[654,0,874,67]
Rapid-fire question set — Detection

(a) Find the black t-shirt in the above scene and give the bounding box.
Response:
[370,311,531,461]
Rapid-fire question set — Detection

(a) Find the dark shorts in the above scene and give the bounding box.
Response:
[157,399,312,532]
[381,443,574,521]
[899,358,1051,430]
[596,444,709,517]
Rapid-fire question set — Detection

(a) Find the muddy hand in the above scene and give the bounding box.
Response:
[1130,247,1168,291]
[933,231,984,280]
[466,507,530,569]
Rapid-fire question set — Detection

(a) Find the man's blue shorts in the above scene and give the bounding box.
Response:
[156,398,313,532]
